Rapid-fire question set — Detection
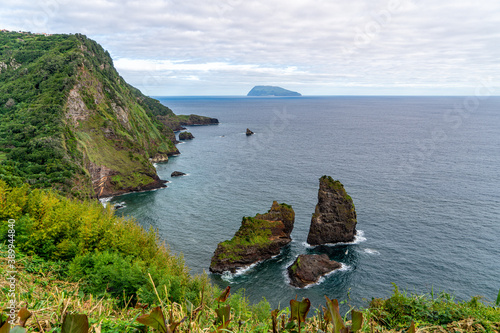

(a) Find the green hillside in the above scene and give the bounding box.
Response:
[0,31,213,198]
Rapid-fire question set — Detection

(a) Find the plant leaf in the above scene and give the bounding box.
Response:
[61,314,89,333]
[496,289,500,306]
[9,327,26,333]
[215,305,231,324]
[325,296,345,333]
[137,307,169,333]
[0,321,10,333]
[408,321,416,333]
[18,307,32,328]
[217,286,231,303]
[214,320,231,332]
[169,316,187,333]
[290,298,311,323]
[271,309,279,333]
[351,310,363,332]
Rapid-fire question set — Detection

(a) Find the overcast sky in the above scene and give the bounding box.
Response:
[1,0,499,96]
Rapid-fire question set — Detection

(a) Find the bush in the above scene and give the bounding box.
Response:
[69,251,146,299]
[0,180,209,305]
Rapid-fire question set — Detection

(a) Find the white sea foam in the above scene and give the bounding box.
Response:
[219,254,281,282]
[153,163,158,169]
[303,230,366,248]
[220,262,260,282]
[99,197,113,208]
[114,201,127,209]
[364,248,380,255]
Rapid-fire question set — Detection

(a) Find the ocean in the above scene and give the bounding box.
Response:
[111,96,500,309]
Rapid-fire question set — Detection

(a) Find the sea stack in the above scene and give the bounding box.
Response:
[246,128,254,136]
[179,131,194,140]
[287,254,342,288]
[306,176,357,245]
[210,201,295,274]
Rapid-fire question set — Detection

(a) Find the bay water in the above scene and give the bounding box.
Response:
[111,96,500,309]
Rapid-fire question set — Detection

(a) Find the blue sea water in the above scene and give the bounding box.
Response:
[112,96,500,309]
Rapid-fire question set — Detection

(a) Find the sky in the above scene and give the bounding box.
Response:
[1,0,499,96]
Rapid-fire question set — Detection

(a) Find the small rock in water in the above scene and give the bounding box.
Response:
[287,254,341,288]
[171,171,186,177]
[114,203,125,210]
[179,131,194,140]
[246,128,254,136]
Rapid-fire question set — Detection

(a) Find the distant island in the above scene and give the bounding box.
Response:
[247,85,302,96]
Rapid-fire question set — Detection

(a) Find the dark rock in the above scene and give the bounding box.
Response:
[246,128,254,136]
[210,201,295,274]
[171,171,186,177]
[114,203,125,210]
[179,131,194,140]
[287,254,341,288]
[306,176,357,245]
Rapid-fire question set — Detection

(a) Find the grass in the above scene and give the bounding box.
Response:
[363,285,500,332]
[2,257,499,333]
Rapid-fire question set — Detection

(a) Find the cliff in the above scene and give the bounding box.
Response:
[210,201,295,274]
[247,85,301,97]
[306,176,357,245]
[0,31,217,198]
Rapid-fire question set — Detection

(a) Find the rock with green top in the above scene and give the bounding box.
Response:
[306,176,357,245]
[210,201,295,274]
[287,254,341,288]
[179,131,194,140]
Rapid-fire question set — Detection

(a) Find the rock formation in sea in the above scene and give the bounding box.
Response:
[287,254,341,288]
[246,128,254,136]
[171,171,186,177]
[247,85,302,97]
[179,131,194,140]
[210,201,295,274]
[306,176,357,245]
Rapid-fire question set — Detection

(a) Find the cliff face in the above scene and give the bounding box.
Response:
[306,176,357,245]
[0,32,215,198]
[210,201,295,274]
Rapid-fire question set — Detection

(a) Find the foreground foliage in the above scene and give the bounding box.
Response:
[0,180,209,307]
[1,182,499,332]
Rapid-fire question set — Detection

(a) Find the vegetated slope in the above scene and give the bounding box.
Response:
[0,31,208,198]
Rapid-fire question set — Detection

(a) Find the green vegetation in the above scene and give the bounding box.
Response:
[0,180,208,308]
[214,217,277,262]
[178,131,194,140]
[1,183,499,331]
[0,31,206,198]
[320,175,346,193]
[365,286,500,332]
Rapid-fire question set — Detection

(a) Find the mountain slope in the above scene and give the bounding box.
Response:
[0,31,214,198]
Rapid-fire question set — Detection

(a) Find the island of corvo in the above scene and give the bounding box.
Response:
[247,85,302,96]
[0,31,217,199]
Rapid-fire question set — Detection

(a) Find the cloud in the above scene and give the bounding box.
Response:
[1,0,499,95]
